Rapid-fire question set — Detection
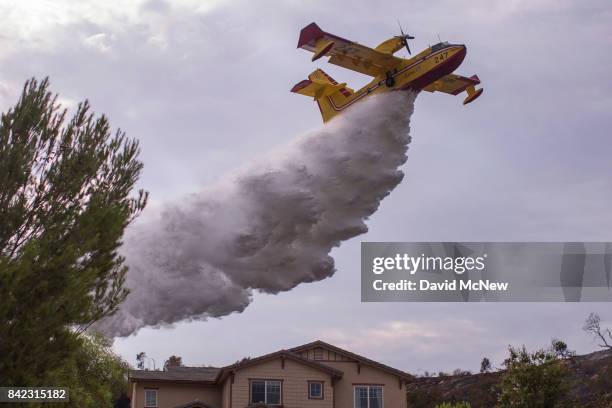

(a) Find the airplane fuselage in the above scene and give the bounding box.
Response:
[325,43,466,113]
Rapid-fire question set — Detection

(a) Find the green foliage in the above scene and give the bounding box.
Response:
[407,390,439,408]
[551,338,574,358]
[452,368,472,376]
[498,341,570,407]
[47,331,130,407]
[480,357,492,373]
[0,77,147,386]
[164,355,183,370]
[435,402,471,408]
[136,351,147,369]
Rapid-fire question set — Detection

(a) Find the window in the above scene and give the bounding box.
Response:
[431,41,450,52]
[144,389,157,407]
[308,381,324,399]
[354,385,383,408]
[250,380,281,405]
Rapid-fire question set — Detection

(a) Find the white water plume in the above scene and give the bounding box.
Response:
[99,91,417,337]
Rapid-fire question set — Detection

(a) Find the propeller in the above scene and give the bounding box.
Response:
[396,20,415,55]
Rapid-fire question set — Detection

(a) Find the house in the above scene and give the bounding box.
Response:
[129,340,414,408]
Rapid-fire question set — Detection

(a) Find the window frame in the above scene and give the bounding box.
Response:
[249,378,283,405]
[353,384,384,408]
[144,389,158,408]
[308,380,324,399]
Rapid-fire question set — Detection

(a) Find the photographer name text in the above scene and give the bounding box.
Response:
[372,278,509,292]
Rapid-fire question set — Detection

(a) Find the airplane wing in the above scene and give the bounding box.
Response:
[423,73,484,105]
[423,73,481,96]
[297,23,403,77]
[374,37,406,55]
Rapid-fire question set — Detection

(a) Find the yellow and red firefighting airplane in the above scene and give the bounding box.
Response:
[291,22,484,122]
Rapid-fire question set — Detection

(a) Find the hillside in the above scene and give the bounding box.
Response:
[407,349,612,407]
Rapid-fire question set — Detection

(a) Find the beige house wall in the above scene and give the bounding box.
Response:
[319,361,408,408]
[222,377,231,408]
[132,381,222,408]
[231,357,334,408]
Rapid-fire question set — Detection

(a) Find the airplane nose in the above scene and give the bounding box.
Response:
[448,45,467,71]
[457,45,467,59]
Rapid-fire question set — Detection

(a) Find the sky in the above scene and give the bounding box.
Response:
[1,0,611,374]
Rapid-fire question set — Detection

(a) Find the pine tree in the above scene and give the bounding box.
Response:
[0,78,147,385]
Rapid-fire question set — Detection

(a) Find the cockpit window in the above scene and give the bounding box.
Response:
[431,41,450,52]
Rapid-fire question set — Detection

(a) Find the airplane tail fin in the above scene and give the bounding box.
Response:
[291,69,353,122]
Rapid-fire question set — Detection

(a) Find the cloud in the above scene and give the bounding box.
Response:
[315,318,486,355]
[83,33,114,54]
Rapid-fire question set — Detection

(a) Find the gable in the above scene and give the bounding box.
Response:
[295,346,357,362]
[290,341,414,381]
[217,350,343,383]
[233,356,335,380]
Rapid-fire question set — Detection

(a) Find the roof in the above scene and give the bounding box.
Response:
[130,340,413,384]
[130,351,341,385]
[129,366,220,383]
[289,340,414,381]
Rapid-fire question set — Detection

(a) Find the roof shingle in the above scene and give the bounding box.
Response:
[129,366,220,383]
